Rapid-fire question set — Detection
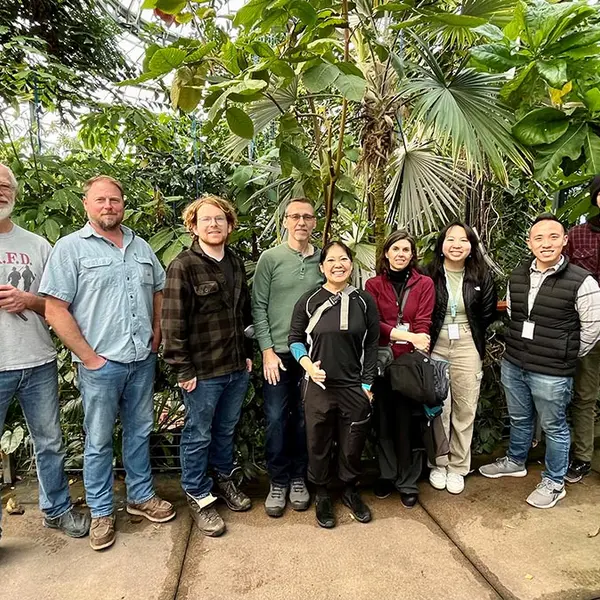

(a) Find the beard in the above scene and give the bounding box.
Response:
[0,200,15,220]
[93,213,123,231]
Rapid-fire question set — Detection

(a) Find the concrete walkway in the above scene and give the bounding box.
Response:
[2,463,600,600]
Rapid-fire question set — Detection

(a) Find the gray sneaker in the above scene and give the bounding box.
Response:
[265,483,288,518]
[187,497,226,537]
[289,478,310,511]
[526,478,566,509]
[479,456,527,479]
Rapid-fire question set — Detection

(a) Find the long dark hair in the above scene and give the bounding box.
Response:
[377,230,419,275]
[428,221,488,285]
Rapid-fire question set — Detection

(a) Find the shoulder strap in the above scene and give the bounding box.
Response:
[398,286,411,323]
[306,285,362,335]
[339,285,357,331]
[306,294,340,335]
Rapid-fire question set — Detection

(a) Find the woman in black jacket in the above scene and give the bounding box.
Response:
[426,222,497,494]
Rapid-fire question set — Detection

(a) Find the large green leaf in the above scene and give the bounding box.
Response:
[536,59,568,89]
[280,142,312,176]
[289,0,318,26]
[584,88,600,113]
[534,124,587,180]
[512,108,569,146]
[233,0,271,29]
[162,241,185,266]
[226,106,255,139]
[148,48,188,75]
[44,218,60,243]
[333,73,366,102]
[472,24,506,42]
[1,426,25,454]
[149,228,175,253]
[546,28,600,56]
[471,43,526,71]
[150,0,186,14]
[430,13,487,28]
[584,129,600,175]
[302,62,339,93]
[500,61,537,106]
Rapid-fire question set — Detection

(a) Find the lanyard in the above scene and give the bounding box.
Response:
[444,267,464,321]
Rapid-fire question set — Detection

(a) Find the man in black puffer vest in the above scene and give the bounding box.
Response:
[480,214,600,509]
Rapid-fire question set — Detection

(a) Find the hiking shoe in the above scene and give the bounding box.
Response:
[315,494,335,529]
[400,493,418,508]
[215,474,252,512]
[479,456,527,479]
[127,495,176,523]
[374,479,394,499]
[44,507,91,538]
[565,460,591,484]
[342,487,372,524]
[429,466,447,490]
[187,497,226,537]
[265,483,288,518]
[289,478,310,511]
[446,472,465,494]
[526,478,566,509]
[89,515,116,551]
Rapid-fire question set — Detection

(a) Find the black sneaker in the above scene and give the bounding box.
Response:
[215,474,252,512]
[565,460,592,484]
[44,507,91,538]
[400,493,418,508]
[315,494,336,529]
[342,487,372,523]
[373,479,393,499]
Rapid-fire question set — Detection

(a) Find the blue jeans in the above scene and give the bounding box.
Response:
[0,360,71,531]
[501,359,573,484]
[77,354,157,518]
[180,369,249,499]
[263,352,307,486]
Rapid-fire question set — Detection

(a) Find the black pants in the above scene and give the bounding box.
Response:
[374,377,425,494]
[303,380,371,486]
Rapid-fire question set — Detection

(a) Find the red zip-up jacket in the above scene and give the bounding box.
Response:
[365,268,435,358]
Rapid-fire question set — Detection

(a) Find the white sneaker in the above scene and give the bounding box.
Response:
[429,466,447,490]
[446,472,465,494]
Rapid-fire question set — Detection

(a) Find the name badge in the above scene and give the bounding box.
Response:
[448,323,460,340]
[397,323,410,332]
[522,320,535,340]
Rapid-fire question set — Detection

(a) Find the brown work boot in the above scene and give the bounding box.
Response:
[89,515,116,551]
[126,495,176,523]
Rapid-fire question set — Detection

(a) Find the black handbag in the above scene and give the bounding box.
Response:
[386,350,449,408]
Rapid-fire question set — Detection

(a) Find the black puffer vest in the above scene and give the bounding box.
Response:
[505,258,588,377]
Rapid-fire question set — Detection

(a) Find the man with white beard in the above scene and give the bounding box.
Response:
[0,163,90,541]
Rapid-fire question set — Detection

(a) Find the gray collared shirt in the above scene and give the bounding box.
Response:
[39,222,165,363]
[507,256,600,356]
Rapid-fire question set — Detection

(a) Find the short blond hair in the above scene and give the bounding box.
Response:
[183,195,238,236]
[84,175,124,197]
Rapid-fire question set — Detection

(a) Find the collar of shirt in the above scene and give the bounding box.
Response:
[529,254,564,275]
[79,222,134,248]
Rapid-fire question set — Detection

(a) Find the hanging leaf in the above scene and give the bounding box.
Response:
[226,106,255,139]
[149,228,175,253]
[302,62,340,93]
[333,73,366,102]
[534,124,587,180]
[148,48,188,75]
[584,130,600,175]
[280,142,312,176]
[512,108,569,146]
[44,218,60,243]
[1,426,25,454]
[289,0,318,26]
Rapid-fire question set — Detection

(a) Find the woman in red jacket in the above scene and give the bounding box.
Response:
[365,231,435,507]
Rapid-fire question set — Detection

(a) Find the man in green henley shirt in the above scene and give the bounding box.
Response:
[252,198,322,517]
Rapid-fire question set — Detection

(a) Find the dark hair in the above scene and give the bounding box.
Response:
[530,212,565,233]
[377,230,418,275]
[428,221,488,285]
[320,240,353,264]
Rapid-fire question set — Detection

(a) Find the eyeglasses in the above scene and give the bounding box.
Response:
[198,216,228,225]
[285,213,316,222]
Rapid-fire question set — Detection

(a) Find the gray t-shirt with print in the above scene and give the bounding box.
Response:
[0,224,56,371]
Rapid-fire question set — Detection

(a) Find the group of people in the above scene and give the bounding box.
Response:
[1,162,599,550]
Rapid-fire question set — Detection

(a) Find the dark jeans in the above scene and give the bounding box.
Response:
[304,380,371,486]
[263,352,307,486]
[180,369,249,499]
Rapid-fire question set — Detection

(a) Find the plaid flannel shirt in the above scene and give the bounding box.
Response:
[566,220,600,281]
[162,241,253,382]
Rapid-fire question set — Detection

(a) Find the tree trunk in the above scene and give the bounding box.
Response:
[372,164,386,261]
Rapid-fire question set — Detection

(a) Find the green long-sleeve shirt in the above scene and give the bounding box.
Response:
[251,243,323,353]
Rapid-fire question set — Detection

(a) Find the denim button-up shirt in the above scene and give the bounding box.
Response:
[40,223,165,363]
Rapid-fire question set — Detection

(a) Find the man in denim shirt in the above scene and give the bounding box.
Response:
[40,175,176,551]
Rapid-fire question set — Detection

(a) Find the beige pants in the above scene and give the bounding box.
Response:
[432,324,483,476]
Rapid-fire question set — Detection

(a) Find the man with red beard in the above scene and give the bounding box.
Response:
[162,195,253,538]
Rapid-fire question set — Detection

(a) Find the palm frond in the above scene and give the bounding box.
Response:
[401,42,530,182]
[385,141,470,234]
